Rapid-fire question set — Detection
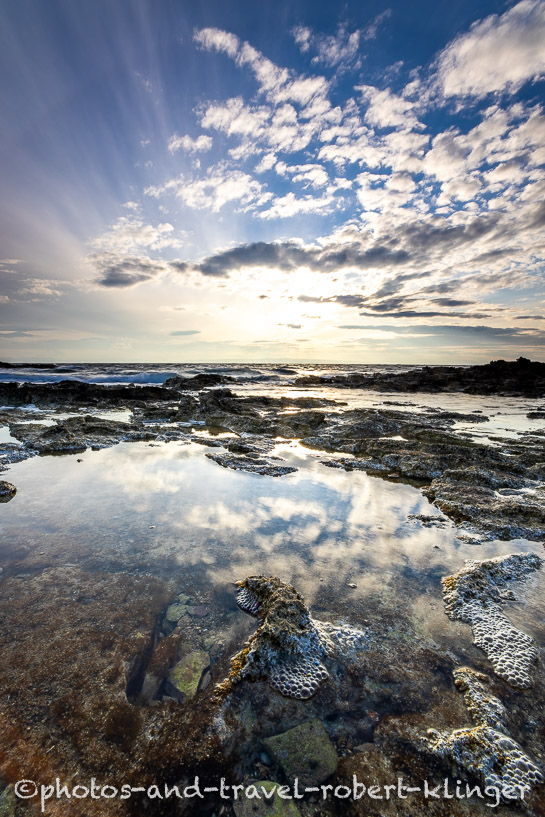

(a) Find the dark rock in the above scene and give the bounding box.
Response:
[206,452,297,477]
[0,380,178,408]
[0,481,16,501]
[163,373,236,390]
[295,358,545,397]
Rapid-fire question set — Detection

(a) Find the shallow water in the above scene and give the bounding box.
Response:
[2,439,544,660]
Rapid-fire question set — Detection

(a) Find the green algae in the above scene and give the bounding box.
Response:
[167,650,210,698]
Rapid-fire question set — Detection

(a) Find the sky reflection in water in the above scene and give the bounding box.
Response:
[1,439,544,658]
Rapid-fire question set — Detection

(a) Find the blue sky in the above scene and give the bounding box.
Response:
[1,0,545,362]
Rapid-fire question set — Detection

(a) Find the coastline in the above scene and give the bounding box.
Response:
[0,358,544,816]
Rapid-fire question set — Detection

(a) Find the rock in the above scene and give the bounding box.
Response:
[206,452,297,477]
[188,605,209,617]
[165,603,189,623]
[233,781,301,817]
[218,576,367,700]
[0,481,16,501]
[164,373,236,390]
[0,379,178,407]
[177,593,191,604]
[165,650,210,700]
[263,719,339,786]
[0,785,16,817]
[295,358,545,397]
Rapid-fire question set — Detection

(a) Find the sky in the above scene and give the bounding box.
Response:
[1,0,545,364]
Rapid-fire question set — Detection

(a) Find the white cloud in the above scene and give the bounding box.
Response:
[146,166,269,212]
[168,133,213,154]
[357,85,423,130]
[91,215,182,252]
[436,0,545,98]
[292,24,362,68]
[257,191,335,219]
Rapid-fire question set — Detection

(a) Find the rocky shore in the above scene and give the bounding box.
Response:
[294,357,545,397]
[0,359,544,816]
[1,362,544,540]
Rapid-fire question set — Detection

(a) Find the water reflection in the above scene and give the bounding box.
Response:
[1,439,543,658]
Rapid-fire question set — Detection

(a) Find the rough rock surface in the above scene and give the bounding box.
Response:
[295,357,545,397]
[442,553,543,688]
[425,668,543,799]
[217,576,368,700]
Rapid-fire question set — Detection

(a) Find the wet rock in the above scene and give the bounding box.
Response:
[206,452,298,477]
[188,605,209,618]
[263,719,338,786]
[425,479,545,540]
[165,603,189,623]
[233,780,301,817]
[442,552,543,688]
[9,415,157,455]
[0,784,16,817]
[425,668,543,799]
[0,481,16,500]
[295,357,545,397]
[407,514,447,528]
[217,576,367,700]
[165,650,210,701]
[164,372,236,390]
[0,379,178,408]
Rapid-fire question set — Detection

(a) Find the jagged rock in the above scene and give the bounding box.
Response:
[164,373,236,390]
[0,481,16,500]
[0,379,179,407]
[295,358,545,397]
[206,452,297,477]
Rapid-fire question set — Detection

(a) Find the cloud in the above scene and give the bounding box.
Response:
[91,215,182,252]
[170,330,201,336]
[171,236,411,278]
[338,323,545,343]
[145,165,269,212]
[167,134,213,154]
[357,85,423,130]
[435,0,545,98]
[292,24,362,69]
[194,27,330,107]
[93,255,168,288]
[277,323,302,329]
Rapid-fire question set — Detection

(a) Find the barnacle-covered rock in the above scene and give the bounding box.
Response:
[442,552,543,688]
[217,576,368,700]
[426,667,543,799]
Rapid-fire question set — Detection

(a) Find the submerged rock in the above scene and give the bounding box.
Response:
[426,667,543,799]
[263,719,339,787]
[442,553,543,688]
[233,780,301,817]
[0,785,16,817]
[165,650,210,701]
[217,576,368,700]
